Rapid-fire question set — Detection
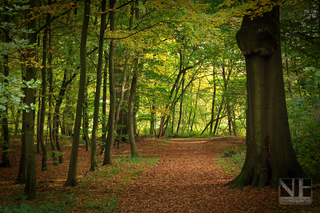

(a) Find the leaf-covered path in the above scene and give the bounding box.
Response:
[117,138,279,213]
[0,137,319,212]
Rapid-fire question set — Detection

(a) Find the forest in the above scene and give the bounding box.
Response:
[0,0,319,212]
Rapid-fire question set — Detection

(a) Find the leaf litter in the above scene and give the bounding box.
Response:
[0,136,319,212]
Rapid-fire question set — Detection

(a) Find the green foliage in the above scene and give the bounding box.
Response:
[0,191,77,213]
[83,198,118,212]
[287,95,320,180]
[217,151,246,176]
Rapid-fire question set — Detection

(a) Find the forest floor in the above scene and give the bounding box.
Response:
[0,136,319,212]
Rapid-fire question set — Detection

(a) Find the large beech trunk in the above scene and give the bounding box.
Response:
[226,5,305,188]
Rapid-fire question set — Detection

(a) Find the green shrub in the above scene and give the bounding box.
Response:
[287,95,320,180]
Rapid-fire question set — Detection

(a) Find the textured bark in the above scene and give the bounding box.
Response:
[25,0,37,199]
[90,0,106,171]
[1,8,11,167]
[103,0,117,165]
[226,5,306,188]
[127,63,139,157]
[65,0,90,186]
[39,1,51,170]
[16,69,27,184]
[82,78,90,151]
[101,53,108,143]
[47,30,58,165]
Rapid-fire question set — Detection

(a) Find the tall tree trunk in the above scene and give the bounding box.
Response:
[190,79,201,133]
[90,0,106,171]
[1,7,11,167]
[82,78,90,151]
[103,0,116,165]
[210,67,216,134]
[65,0,90,186]
[36,97,41,154]
[39,0,51,170]
[213,95,225,135]
[127,61,139,157]
[25,0,37,199]
[17,60,27,183]
[53,71,76,163]
[127,0,139,157]
[150,102,155,136]
[101,53,108,143]
[176,76,184,134]
[47,27,57,165]
[226,5,306,188]
[17,101,26,183]
[222,65,233,135]
[133,85,139,136]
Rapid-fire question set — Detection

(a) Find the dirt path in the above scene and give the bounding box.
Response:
[116,138,277,213]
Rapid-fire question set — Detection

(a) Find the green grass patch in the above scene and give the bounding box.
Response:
[0,191,77,213]
[83,198,118,212]
[217,151,246,176]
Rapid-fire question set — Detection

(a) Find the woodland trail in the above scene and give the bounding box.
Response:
[116,138,278,213]
[0,137,318,212]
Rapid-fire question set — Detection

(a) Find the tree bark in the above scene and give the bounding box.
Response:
[25,0,37,199]
[1,7,11,167]
[65,0,90,186]
[39,0,52,170]
[226,5,306,188]
[47,27,58,165]
[210,67,216,134]
[90,0,106,171]
[103,0,117,165]
[82,78,90,151]
[53,71,76,163]
[101,52,108,143]
[127,61,139,157]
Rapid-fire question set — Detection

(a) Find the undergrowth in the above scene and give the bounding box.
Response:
[215,145,246,177]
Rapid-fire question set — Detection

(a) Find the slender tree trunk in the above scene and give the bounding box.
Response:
[176,76,184,134]
[190,79,201,133]
[17,104,26,183]
[39,1,51,170]
[1,8,11,167]
[102,54,108,141]
[53,71,76,163]
[128,60,139,157]
[103,0,116,165]
[226,5,305,188]
[47,28,58,165]
[213,94,225,135]
[150,102,155,135]
[210,67,216,134]
[90,0,106,171]
[82,78,90,151]
[65,0,90,186]
[17,62,27,183]
[36,97,41,154]
[25,0,37,199]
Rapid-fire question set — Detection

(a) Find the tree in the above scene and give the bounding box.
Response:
[24,0,37,200]
[103,0,117,165]
[65,0,90,186]
[226,4,306,188]
[90,0,107,171]
[127,0,139,157]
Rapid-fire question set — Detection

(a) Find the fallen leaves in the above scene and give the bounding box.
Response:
[0,136,319,212]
